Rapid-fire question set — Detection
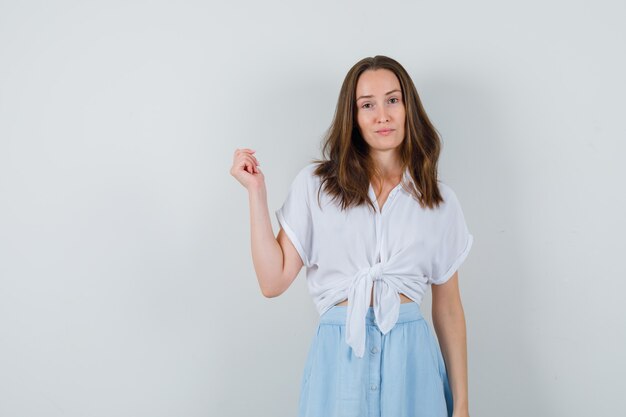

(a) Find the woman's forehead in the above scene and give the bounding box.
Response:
[356,69,401,97]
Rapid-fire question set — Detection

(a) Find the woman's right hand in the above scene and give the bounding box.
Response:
[230,148,264,191]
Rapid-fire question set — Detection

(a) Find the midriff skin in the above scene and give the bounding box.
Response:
[335,290,413,306]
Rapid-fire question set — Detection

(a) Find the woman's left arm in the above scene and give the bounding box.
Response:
[431,270,470,417]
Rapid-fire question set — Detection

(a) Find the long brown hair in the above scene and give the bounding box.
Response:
[310,55,444,212]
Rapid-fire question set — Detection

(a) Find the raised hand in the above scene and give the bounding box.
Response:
[230,148,264,191]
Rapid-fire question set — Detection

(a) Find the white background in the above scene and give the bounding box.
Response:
[1,1,624,416]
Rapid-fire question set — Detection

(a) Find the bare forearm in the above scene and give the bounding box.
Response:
[432,302,469,413]
[248,185,285,296]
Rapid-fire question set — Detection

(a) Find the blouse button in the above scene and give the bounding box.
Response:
[371,384,378,391]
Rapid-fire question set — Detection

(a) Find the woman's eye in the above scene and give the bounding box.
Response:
[389,97,400,104]
[362,103,372,109]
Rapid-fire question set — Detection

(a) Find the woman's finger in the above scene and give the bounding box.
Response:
[239,155,258,174]
[236,148,256,154]
[241,154,258,166]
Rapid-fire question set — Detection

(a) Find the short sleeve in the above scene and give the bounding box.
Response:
[429,187,474,285]
[275,167,314,268]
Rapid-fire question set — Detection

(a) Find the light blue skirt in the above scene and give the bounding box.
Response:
[298,302,453,417]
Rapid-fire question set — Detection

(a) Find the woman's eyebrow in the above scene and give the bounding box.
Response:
[356,89,401,101]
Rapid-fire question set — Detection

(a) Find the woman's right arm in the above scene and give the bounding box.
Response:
[231,148,304,297]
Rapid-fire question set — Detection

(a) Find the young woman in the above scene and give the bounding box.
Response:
[230,55,473,417]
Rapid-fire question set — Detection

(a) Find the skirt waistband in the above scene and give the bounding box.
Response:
[320,302,424,325]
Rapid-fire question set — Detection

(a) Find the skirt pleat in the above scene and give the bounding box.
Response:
[298,302,453,417]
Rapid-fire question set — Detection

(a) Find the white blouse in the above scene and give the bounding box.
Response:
[275,162,474,358]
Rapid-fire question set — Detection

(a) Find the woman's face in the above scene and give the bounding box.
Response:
[355,69,406,154]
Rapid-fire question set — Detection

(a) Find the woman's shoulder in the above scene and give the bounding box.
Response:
[435,180,469,217]
[434,180,465,210]
[293,161,323,185]
[302,161,320,175]
[436,180,457,200]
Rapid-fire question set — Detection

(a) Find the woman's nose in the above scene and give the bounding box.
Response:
[376,107,389,123]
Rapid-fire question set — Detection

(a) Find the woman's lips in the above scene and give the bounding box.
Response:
[376,129,394,136]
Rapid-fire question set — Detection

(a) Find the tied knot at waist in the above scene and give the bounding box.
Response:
[345,261,403,358]
[368,263,384,281]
